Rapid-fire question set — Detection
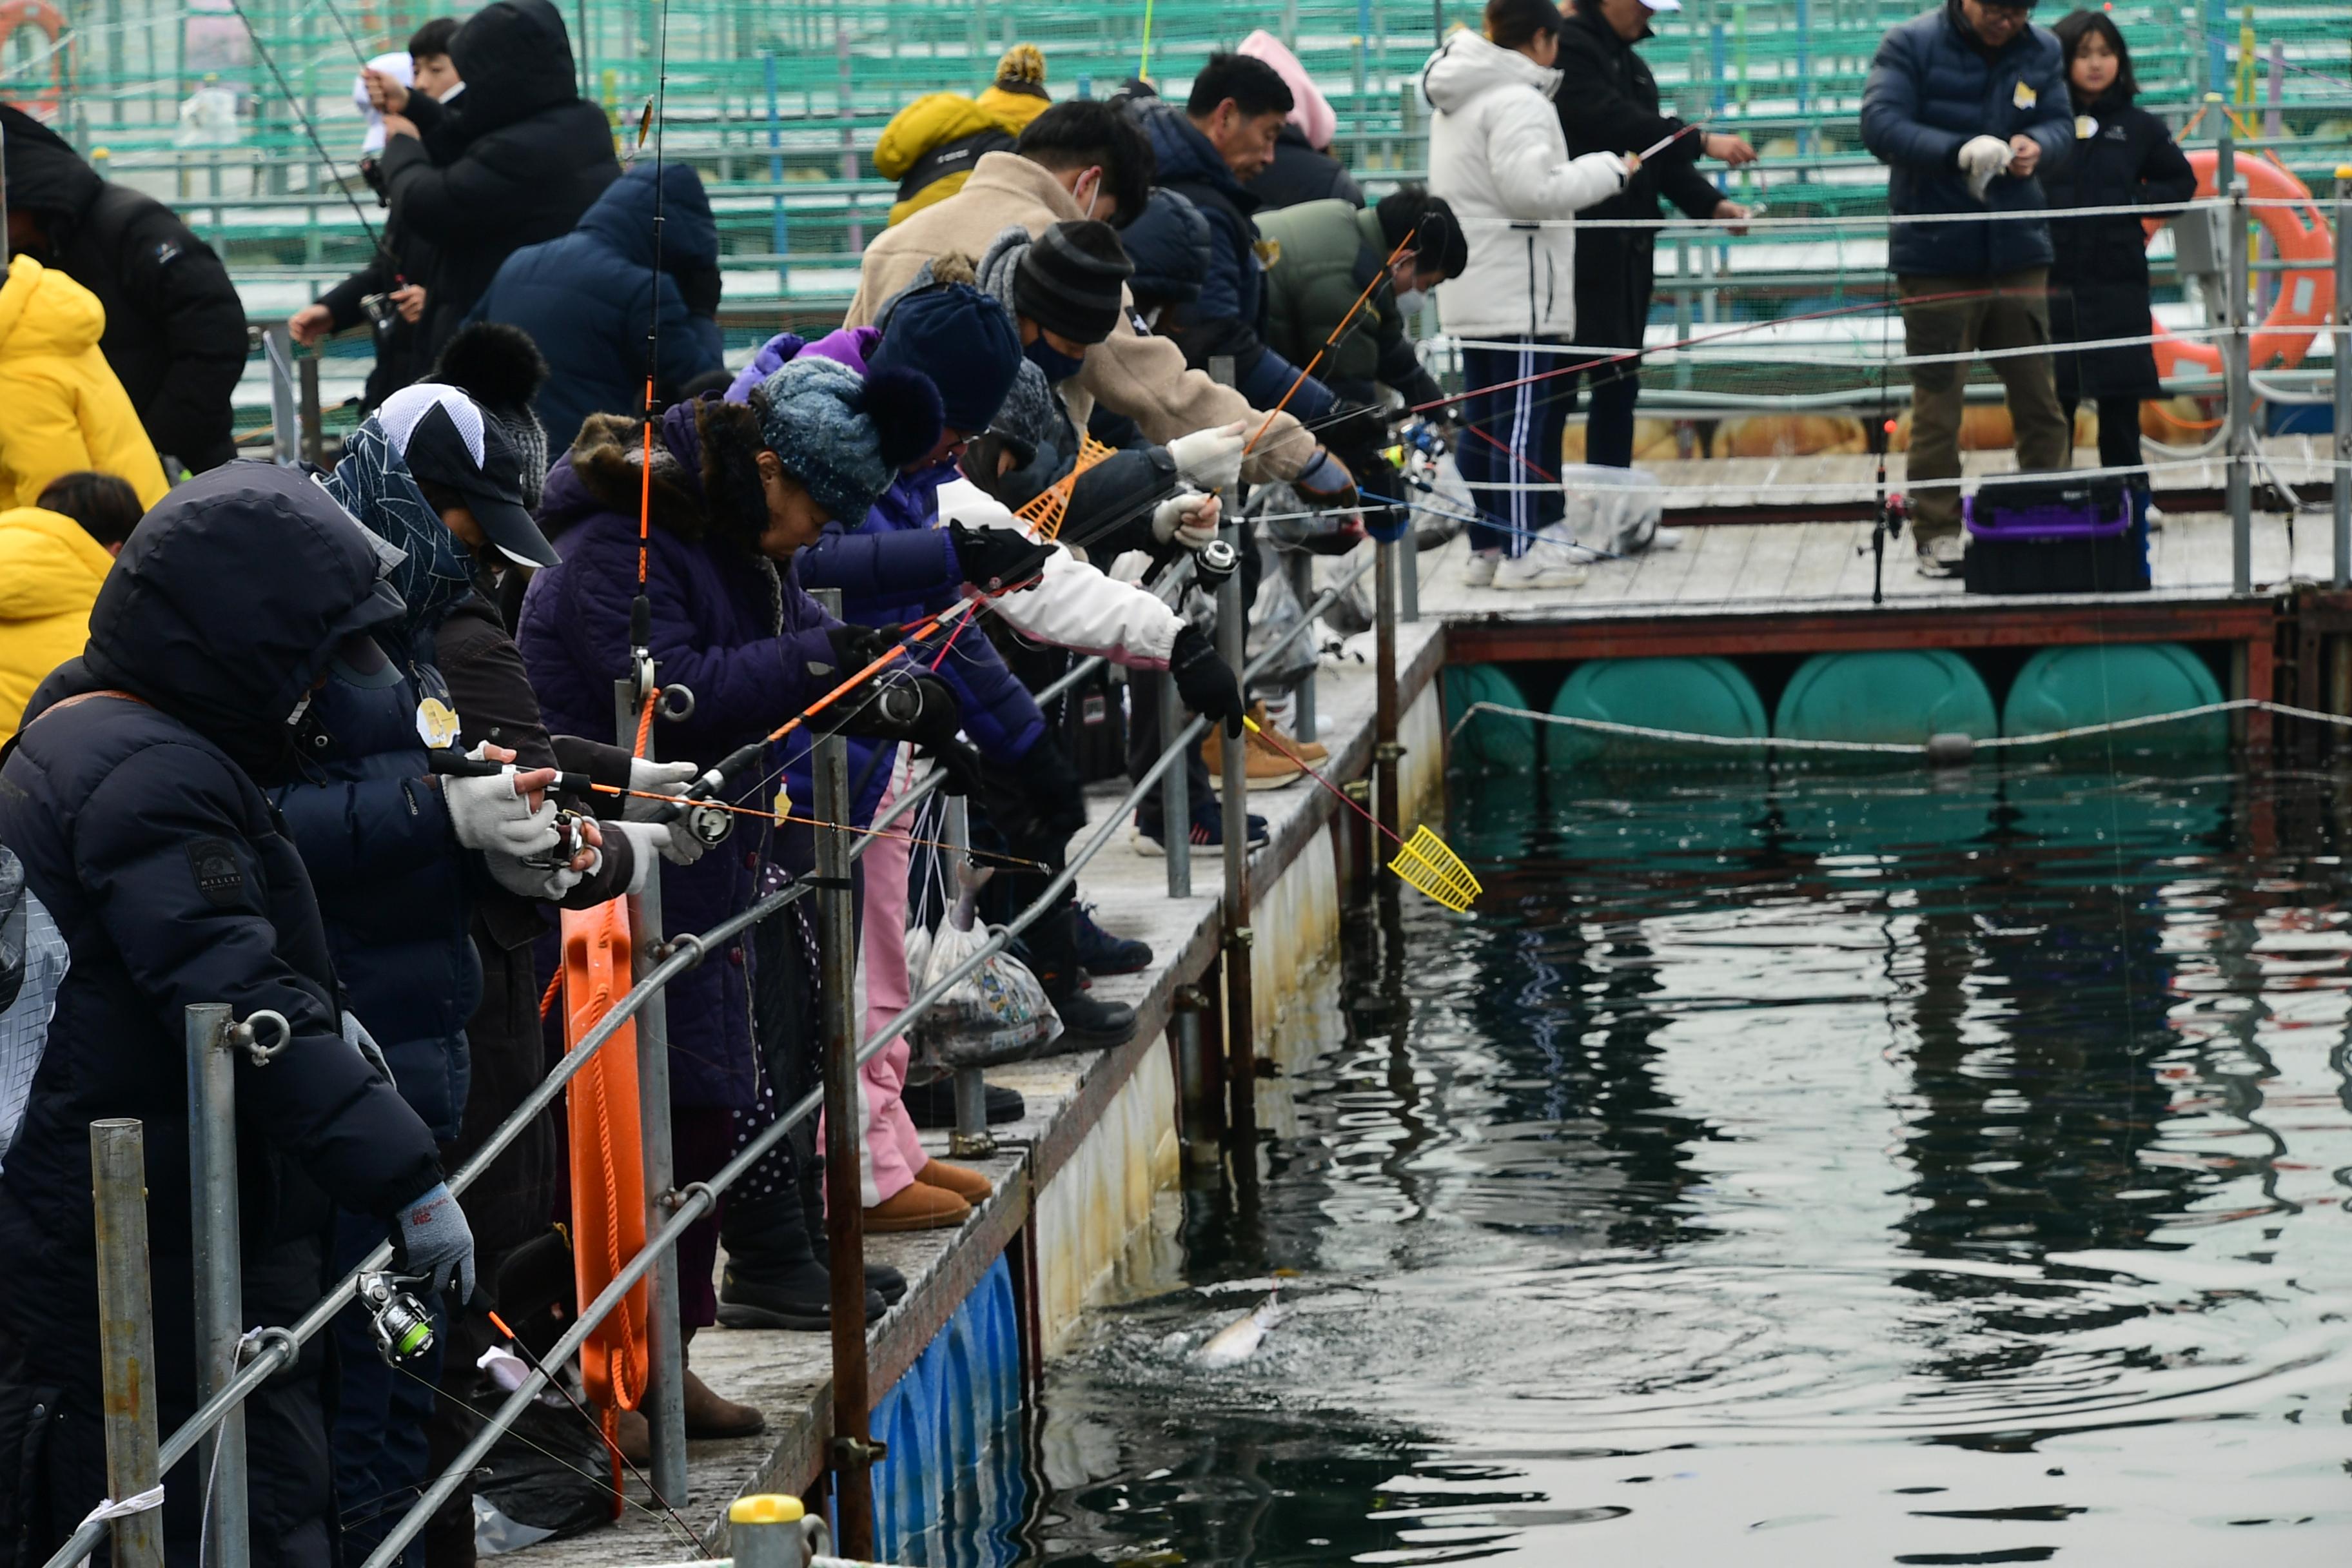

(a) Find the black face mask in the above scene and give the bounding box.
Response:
[1024,337,1088,384]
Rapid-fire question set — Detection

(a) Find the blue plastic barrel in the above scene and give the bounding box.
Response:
[869,1253,1024,1563]
[1544,656,1768,770]
[2000,643,2227,758]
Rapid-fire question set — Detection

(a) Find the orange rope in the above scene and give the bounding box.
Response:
[632,685,658,760]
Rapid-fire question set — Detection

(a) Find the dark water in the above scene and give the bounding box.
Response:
[1015,767,2352,1565]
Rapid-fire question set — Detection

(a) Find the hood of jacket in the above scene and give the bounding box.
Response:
[59,463,406,776]
[1422,30,1562,114]
[325,418,481,643]
[549,397,769,553]
[0,255,104,363]
[1237,30,1338,150]
[448,0,581,139]
[1136,99,1257,213]
[0,104,101,223]
[1118,188,1213,307]
[576,160,721,273]
[0,505,113,622]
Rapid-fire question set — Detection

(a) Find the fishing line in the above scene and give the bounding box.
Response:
[598,783,1055,869]
[1244,230,1418,456]
[308,0,375,69]
[220,0,394,268]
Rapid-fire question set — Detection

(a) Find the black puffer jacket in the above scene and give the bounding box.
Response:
[378,0,620,360]
[0,104,250,472]
[2044,92,2195,400]
[1244,124,1364,211]
[0,464,444,1566]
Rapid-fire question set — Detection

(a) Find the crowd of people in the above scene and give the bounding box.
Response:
[0,0,2186,1560]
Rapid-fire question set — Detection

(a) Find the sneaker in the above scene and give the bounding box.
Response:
[1915,533,1966,578]
[1646,525,1685,552]
[1132,796,1270,856]
[1074,903,1153,974]
[2143,502,2166,533]
[1462,549,1499,587]
[1204,723,1305,790]
[1494,549,1589,590]
[1247,699,1326,762]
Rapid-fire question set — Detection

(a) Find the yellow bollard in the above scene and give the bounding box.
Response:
[729,1494,807,1568]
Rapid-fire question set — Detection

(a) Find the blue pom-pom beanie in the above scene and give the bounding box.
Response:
[869,282,1023,434]
[755,356,943,522]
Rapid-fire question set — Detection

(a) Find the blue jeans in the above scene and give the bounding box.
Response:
[1456,338,1571,557]
[329,1208,442,1567]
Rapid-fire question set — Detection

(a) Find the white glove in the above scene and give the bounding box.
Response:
[1957,135,2010,201]
[1167,420,1249,491]
[623,757,699,821]
[340,1011,395,1087]
[1151,489,1221,551]
[486,848,591,902]
[607,819,704,891]
[445,760,560,858]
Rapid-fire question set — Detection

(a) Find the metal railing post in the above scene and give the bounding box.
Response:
[264,322,298,466]
[91,1119,163,1568]
[1157,672,1190,897]
[614,672,687,1506]
[297,349,322,468]
[2220,119,2253,594]
[2333,169,2350,591]
[1375,540,1404,856]
[1209,358,1257,1196]
[1286,549,1317,749]
[185,1003,250,1568]
[810,591,877,1556]
[942,793,994,1158]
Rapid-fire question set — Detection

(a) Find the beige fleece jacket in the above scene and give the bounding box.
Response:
[846,151,1316,483]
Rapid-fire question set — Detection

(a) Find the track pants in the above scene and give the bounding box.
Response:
[1456,338,1570,556]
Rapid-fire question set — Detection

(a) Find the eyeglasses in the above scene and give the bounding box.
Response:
[1977,2,2030,19]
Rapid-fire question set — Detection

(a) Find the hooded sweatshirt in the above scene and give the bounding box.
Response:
[0,505,114,744]
[0,255,170,512]
[1422,30,1627,340]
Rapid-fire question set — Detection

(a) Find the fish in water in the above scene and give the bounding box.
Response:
[1193,1295,1288,1366]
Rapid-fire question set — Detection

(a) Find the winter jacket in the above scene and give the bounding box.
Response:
[1423,30,1629,340]
[314,209,440,412]
[1246,125,1365,211]
[378,0,620,361]
[518,400,846,1108]
[932,476,1183,666]
[0,257,170,512]
[0,464,443,1567]
[847,150,1320,484]
[1135,99,1342,422]
[1118,188,1214,321]
[1861,1,2075,277]
[2044,93,2195,402]
[469,162,727,451]
[1253,199,1445,409]
[0,106,248,473]
[874,84,1052,227]
[0,505,113,747]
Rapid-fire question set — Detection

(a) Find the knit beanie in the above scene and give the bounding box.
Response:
[429,322,553,510]
[994,43,1048,99]
[870,282,1023,433]
[1013,220,1134,346]
[754,356,943,522]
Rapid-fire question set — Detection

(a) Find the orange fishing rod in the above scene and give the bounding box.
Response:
[1242,230,1418,457]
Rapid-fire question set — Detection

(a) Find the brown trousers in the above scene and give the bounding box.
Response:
[1898,268,2072,542]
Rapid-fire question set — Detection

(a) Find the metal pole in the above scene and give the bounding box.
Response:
[809,591,876,1557]
[1208,360,1257,1195]
[185,1003,250,1568]
[1286,549,1317,749]
[2333,172,2350,591]
[266,321,299,466]
[91,1119,163,1568]
[2224,156,2253,594]
[942,794,994,1159]
[297,350,322,468]
[614,673,687,1507]
[1375,539,1403,856]
[1157,672,1190,897]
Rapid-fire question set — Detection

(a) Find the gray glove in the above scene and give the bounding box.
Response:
[393,1181,476,1302]
[623,758,699,822]
[340,1011,395,1088]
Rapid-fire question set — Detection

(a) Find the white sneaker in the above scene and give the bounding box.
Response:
[1915,533,1965,578]
[1462,550,1499,587]
[2143,503,2166,533]
[1646,525,1685,552]
[1494,550,1589,591]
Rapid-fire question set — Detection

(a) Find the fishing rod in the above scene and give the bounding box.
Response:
[627,0,676,718]
[1244,229,1418,456]
[221,0,395,270]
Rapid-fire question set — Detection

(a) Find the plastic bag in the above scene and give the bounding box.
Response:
[905,863,1060,1070]
[1243,536,1318,692]
[1559,463,1664,554]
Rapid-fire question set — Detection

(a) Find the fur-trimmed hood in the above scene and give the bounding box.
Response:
[548,395,769,551]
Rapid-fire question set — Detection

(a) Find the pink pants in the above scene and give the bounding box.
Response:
[850,747,927,1207]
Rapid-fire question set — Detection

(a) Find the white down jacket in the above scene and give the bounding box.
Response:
[1422,30,1629,340]
[931,476,1183,668]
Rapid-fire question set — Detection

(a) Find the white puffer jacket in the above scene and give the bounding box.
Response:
[931,477,1182,668]
[1422,30,1629,340]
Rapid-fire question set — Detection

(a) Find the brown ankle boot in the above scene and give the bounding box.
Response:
[865,1181,972,1233]
[916,1159,993,1203]
[682,1368,765,1439]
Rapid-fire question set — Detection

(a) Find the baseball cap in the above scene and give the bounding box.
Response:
[375,384,560,569]
[1642,0,1683,11]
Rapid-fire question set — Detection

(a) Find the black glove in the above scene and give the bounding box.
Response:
[824,622,899,675]
[835,672,963,749]
[922,734,986,798]
[1169,624,1245,738]
[948,520,1045,593]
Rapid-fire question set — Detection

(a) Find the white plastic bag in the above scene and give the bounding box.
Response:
[1559,463,1664,554]
[905,863,1060,1069]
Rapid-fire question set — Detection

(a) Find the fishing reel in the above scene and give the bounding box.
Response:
[357,1271,436,1365]
[685,799,735,847]
[1193,537,1241,590]
[519,807,588,872]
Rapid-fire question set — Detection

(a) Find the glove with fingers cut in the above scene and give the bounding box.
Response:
[1152,489,1221,551]
[444,759,560,859]
[1169,624,1246,738]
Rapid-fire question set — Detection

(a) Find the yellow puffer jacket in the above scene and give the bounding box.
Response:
[874,86,1053,227]
[0,255,171,514]
[0,505,115,743]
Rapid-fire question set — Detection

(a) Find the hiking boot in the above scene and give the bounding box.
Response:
[1074,903,1152,974]
[718,1189,885,1330]
[1132,796,1268,856]
[1247,699,1326,762]
[1203,723,1304,790]
[916,1159,994,1203]
[1029,901,1139,1051]
[867,1262,908,1306]
[683,1369,765,1439]
[902,1075,1026,1128]
[866,1181,972,1232]
[1043,985,1139,1052]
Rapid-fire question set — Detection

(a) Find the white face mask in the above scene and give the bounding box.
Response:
[1393,287,1429,317]
[1073,167,1105,222]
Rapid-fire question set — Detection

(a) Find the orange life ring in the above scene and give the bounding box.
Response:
[2144,149,2337,379]
[0,0,67,119]
[561,901,650,1443]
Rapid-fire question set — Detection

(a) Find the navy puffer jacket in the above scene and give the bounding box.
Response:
[0,464,443,1563]
[1861,1,2074,276]
[518,399,849,1108]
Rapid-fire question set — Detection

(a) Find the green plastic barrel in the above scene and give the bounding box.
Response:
[2000,644,2227,759]
[1772,650,1997,752]
[1444,665,1538,772]
[1544,656,1768,770]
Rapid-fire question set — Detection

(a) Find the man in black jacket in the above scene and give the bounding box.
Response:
[364,0,619,363]
[1,103,250,473]
[1554,0,1755,469]
[0,464,471,1568]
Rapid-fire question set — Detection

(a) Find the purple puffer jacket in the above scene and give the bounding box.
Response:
[731,328,1047,765]
[518,398,847,1109]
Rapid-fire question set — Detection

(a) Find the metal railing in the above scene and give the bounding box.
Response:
[50,501,1410,1568]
